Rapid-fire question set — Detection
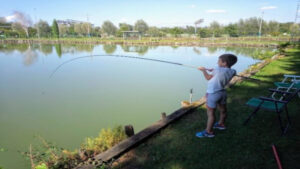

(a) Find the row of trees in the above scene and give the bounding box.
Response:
[0,17,299,38]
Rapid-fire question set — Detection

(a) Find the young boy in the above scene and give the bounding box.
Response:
[196,54,237,138]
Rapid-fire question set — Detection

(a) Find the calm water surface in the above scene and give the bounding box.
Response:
[0,44,273,169]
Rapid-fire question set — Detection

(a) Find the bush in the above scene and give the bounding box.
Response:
[23,126,127,169]
[81,126,127,154]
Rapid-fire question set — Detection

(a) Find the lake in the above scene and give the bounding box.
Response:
[0,43,272,169]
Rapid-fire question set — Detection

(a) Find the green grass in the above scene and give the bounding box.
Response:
[112,48,300,169]
[1,37,291,46]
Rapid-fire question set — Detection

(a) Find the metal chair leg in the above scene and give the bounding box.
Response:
[243,106,261,125]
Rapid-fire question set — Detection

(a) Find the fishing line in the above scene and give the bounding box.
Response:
[49,54,262,82]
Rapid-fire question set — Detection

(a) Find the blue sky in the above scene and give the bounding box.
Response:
[0,0,298,27]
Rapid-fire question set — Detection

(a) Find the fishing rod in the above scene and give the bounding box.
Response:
[49,54,262,82]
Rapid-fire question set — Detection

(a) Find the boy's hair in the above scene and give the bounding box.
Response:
[219,54,237,68]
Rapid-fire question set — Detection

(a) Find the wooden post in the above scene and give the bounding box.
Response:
[125,125,134,137]
[161,112,167,121]
[189,88,193,103]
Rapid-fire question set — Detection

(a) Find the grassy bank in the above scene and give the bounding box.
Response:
[1,37,295,47]
[112,47,300,169]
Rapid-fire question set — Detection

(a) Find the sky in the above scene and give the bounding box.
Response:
[0,0,298,27]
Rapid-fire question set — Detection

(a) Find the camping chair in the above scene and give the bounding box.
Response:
[243,88,300,135]
[272,75,300,100]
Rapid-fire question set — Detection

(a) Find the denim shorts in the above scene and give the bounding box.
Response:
[206,90,227,109]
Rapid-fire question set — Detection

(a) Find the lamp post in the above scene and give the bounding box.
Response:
[258,11,264,38]
[194,19,204,36]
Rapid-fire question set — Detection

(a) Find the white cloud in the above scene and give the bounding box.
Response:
[260,6,277,10]
[206,9,227,14]
[5,15,15,22]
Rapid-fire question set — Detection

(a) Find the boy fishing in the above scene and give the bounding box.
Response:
[196,54,237,138]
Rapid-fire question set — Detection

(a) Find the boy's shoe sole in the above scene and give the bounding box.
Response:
[196,130,215,138]
[213,122,226,130]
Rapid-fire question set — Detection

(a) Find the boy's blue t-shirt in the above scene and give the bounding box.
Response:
[206,66,236,93]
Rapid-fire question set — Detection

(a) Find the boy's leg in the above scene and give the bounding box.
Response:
[217,103,227,125]
[206,107,216,133]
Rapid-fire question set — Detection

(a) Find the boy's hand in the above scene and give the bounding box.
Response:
[207,68,214,72]
[197,67,206,71]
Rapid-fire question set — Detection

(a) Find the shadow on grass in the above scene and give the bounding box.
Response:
[112,51,300,169]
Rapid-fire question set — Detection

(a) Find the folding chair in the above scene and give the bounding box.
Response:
[244,88,300,135]
[272,75,300,100]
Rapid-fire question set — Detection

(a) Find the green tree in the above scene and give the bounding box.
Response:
[134,19,149,35]
[210,21,222,37]
[199,27,211,38]
[185,26,195,34]
[68,24,76,36]
[12,22,26,37]
[91,26,101,37]
[279,22,293,34]
[28,27,37,37]
[35,20,51,38]
[224,24,238,37]
[74,23,92,36]
[52,19,59,38]
[290,23,300,36]
[101,20,117,36]
[267,21,280,36]
[169,27,184,37]
[147,26,163,37]
[243,17,260,36]
[58,24,69,37]
[116,23,133,37]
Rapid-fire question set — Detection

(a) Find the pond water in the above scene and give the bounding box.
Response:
[0,43,273,169]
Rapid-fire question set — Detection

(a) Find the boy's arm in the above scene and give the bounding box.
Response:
[198,67,213,80]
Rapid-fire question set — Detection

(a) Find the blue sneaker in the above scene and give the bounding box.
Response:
[213,122,226,130]
[196,130,215,138]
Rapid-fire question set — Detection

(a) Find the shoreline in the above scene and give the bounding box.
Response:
[0,38,283,48]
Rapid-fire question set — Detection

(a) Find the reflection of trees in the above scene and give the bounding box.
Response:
[23,47,38,66]
[0,44,37,66]
[134,46,148,56]
[121,45,130,52]
[0,44,30,53]
[60,44,95,53]
[223,47,273,58]
[0,44,16,53]
[207,47,219,54]
[193,47,202,55]
[74,44,94,52]
[0,44,29,53]
[30,44,40,51]
[120,45,149,55]
[55,44,62,58]
[171,46,179,49]
[40,44,53,55]
[103,44,117,54]
[149,46,158,50]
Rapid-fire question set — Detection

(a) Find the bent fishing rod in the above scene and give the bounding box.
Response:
[49,54,261,82]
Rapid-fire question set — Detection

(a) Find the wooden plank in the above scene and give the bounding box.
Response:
[75,105,201,169]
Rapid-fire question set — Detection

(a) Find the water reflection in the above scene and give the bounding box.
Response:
[103,44,117,54]
[40,44,53,55]
[120,45,149,55]
[23,47,38,66]
[55,44,62,57]
[0,43,275,66]
[193,47,201,55]
[207,47,218,54]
